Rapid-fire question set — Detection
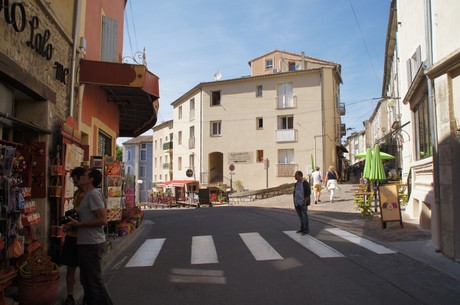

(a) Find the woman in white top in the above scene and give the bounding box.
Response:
[324,166,340,202]
[311,167,322,204]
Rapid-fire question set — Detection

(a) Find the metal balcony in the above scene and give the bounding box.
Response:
[276,129,298,142]
[339,103,346,116]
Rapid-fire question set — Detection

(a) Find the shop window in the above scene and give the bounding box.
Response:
[414,94,432,160]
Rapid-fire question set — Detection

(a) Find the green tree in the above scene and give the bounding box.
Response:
[116,145,123,161]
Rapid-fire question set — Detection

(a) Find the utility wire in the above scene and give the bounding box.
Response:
[348,0,381,88]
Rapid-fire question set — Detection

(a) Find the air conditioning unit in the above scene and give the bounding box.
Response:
[272,68,278,73]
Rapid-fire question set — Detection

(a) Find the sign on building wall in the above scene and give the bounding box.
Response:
[228,152,253,164]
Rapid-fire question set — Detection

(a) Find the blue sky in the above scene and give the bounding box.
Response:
[118,0,391,145]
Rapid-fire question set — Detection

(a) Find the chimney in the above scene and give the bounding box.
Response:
[301,51,305,70]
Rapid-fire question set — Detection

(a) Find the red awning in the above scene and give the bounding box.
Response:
[79,59,160,137]
[157,180,199,188]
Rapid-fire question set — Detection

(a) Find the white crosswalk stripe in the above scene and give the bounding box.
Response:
[239,232,283,261]
[191,235,219,264]
[144,219,155,225]
[125,238,165,267]
[123,229,396,268]
[325,228,396,254]
[283,231,344,258]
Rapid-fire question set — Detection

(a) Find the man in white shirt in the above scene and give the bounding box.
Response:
[311,167,322,204]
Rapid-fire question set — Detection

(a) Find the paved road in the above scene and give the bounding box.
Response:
[103,206,460,305]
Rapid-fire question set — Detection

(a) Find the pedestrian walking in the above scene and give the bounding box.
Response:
[324,165,340,203]
[293,171,311,235]
[311,166,322,204]
[61,167,86,305]
[67,168,113,305]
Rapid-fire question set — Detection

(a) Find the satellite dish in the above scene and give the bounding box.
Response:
[295,63,302,70]
[214,71,222,80]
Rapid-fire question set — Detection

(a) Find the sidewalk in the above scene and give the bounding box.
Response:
[235,178,460,282]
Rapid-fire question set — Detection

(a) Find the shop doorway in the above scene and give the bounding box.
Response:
[208,152,223,184]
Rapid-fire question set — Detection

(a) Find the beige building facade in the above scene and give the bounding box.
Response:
[165,51,345,191]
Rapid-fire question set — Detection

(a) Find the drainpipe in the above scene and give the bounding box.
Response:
[424,0,441,251]
[69,0,82,118]
[200,87,203,185]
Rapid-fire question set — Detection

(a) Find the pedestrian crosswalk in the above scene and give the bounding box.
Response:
[124,227,396,268]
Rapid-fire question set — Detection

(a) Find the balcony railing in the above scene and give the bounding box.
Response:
[163,141,173,150]
[340,124,346,137]
[275,96,297,109]
[339,102,346,116]
[277,163,297,177]
[276,129,297,142]
[189,137,195,149]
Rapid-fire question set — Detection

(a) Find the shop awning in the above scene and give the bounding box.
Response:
[79,59,160,137]
[157,180,199,188]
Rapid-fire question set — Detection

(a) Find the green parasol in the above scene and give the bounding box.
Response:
[362,147,373,180]
[355,151,395,160]
[369,144,387,182]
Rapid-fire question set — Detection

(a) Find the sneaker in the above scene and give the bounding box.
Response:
[301,231,310,236]
[296,229,303,233]
[64,297,75,305]
[318,199,321,202]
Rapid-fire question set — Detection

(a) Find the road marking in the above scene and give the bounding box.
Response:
[284,231,344,258]
[239,232,283,261]
[144,219,155,225]
[191,235,219,264]
[325,228,396,254]
[125,238,165,267]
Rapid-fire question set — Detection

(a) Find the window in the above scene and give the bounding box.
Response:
[189,154,195,169]
[139,166,146,178]
[154,158,157,168]
[101,16,118,62]
[278,115,294,129]
[127,150,131,161]
[256,117,263,130]
[190,126,195,138]
[178,157,182,171]
[414,93,432,160]
[256,85,263,97]
[211,91,221,106]
[289,62,296,71]
[407,46,422,86]
[97,130,112,156]
[178,106,183,119]
[278,149,294,164]
[140,144,147,161]
[265,59,273,69]
[211,121,222,136]
[190,98,195,120]
[257,150,264,162]
[178,131,182,145]
[154,140,157,151]
[277,82,294,108]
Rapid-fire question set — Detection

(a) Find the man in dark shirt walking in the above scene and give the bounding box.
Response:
[293,171,311,235]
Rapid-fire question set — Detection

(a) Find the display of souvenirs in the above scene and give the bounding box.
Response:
[107,197,122,209]
[106,164,121,176]
[107,176,122,187]
[107,186,122,197]
[107,207,122,221]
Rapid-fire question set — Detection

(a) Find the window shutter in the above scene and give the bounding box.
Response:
[102,16,118,62]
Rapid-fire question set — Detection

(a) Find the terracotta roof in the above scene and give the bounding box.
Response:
[122,135,152,145]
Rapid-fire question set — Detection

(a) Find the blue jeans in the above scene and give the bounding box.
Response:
[78,243,113,305]
[295,203,309,232]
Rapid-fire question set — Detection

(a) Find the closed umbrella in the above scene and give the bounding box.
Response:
[362,148,373,180]
[311,154,315,171]
[369,144,387,182]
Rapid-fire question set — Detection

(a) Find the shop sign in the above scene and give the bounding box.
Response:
[228,152,253,164]
[0,0,69,84]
